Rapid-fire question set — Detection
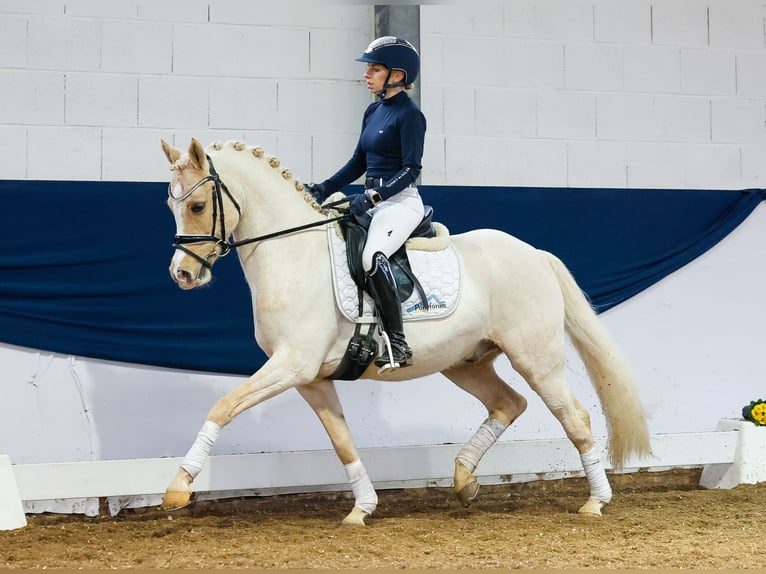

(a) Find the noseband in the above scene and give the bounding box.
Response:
[169,155,350,270]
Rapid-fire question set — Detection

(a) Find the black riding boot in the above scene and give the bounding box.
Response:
[366,252,412,368]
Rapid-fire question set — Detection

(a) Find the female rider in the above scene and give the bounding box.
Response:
[308,36,426,369]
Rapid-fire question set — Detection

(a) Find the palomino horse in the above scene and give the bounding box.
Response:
[160,138,651,525]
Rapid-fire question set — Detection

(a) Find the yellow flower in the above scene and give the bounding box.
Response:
[751,403,766,425]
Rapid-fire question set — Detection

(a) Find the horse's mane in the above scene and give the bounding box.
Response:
[198,140,450,250]
[201,140,327,216]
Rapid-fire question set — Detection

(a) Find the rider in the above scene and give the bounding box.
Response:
[307,36,426,369]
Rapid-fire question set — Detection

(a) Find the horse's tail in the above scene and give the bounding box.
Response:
[543,250,651,469]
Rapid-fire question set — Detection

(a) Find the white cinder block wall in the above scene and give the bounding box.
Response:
[419,0,766,189]
[1,1,764,188]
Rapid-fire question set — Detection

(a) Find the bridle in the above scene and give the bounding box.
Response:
[169,155,349,270]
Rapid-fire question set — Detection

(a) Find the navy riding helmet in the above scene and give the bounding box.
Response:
[355,36,420,92]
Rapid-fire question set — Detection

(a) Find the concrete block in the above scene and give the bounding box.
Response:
[472,4,505,37]
[651,0,709,47]
[652,95,710,142]
[681,49,736,96]
[65,73,138,127]
[700,418,766,489]
[740,143,766,188]
[0,16,27,68]
[567,141,628,188]
[209,79,277,131]
[443,37,504,87]
[736,52,766,97]
[273,132,312,185]
[524,0,594,42]
[709,3,766,50]
[505,39,565,89]
[537,91,596,140]
[101,21,172,74]
[138,76,208,129]
[210,2,368,29]
[445,136,506,186]
[0,0,63,16]
[501,0,535,38]
[711,98,766,144]
[309,28,371,81]
[27,16,100,71]
[421,5,475,35]
[136,0,209,23]
[594,1,652,44]
[504,139,567,187]
[276,81,365,134]
[311,132,361,184]
[102,128,170,182]
[173,24,309,79]
[419,86,444,135]
[0,70,64,125]
[63,0,137,18]
[623,46,680,94]
[597,93,658,141]
[421,134,446,185]
[27,126,102,180]
[475,88,536,138]
[565,44,624,92]
[0,126,28,179]
[0,455,26,530]
[625,142,740,189]
[420,37,445,96]
[443,87,475,136]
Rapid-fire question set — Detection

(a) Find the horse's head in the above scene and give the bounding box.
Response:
[161,138,242,289]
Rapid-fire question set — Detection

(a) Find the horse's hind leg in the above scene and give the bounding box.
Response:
[510,343,611,516]
[442,353,528,507]
[295,379,377,526]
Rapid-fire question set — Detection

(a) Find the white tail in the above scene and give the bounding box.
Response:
[545,251,651,468]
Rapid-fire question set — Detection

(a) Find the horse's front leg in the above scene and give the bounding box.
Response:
[295,380,377,526]
[161,353,317,511]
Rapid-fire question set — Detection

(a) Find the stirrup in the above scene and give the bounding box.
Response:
[375,332,411,373]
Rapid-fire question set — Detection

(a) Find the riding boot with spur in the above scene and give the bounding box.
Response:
[366,252,412,368]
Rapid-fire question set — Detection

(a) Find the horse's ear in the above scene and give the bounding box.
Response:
[161,139,181,164]
[188,138,209,171]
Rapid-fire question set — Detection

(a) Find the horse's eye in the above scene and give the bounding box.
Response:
[190,202,205,214]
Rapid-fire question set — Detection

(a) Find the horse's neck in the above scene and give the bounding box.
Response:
[221,159,329,308]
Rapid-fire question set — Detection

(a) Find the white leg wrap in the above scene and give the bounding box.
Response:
[180,420,221,479]
[344,459,378,516]
[456,417,507,473]
[581,446,612,503]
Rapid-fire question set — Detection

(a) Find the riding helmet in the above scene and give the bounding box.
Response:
[355,36,420,86]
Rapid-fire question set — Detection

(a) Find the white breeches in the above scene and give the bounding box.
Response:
[362,186,425,271]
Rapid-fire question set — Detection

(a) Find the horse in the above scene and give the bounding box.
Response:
[159,138,651,525]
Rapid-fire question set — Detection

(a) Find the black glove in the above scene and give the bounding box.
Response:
[306,182,328,203]
[349,192,374,217]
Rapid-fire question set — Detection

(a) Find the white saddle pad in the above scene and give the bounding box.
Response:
[327,222,461,323]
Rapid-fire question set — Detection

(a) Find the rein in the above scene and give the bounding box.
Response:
[170,155,350,269]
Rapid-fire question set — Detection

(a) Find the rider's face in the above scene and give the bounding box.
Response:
[364,63,389,95]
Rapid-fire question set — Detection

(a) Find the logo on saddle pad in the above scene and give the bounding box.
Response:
[327,225,461,323]
[406,294,448,314]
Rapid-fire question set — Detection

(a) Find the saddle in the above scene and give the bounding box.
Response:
[332,207,436,381]
[341,206,435,305]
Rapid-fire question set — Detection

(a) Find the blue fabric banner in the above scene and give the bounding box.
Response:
[0,180,763,375]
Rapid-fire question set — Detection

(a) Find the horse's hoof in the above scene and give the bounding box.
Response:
[453,460,479,507]
[578,497,606,516]
[341,506,369,526]
[161,490,195,511]
[456,479,480,508]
